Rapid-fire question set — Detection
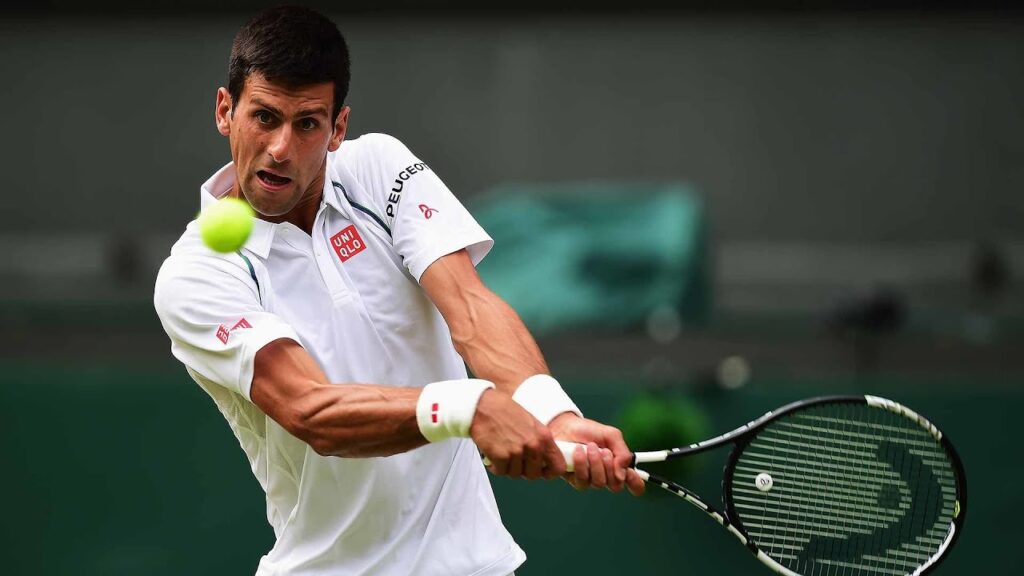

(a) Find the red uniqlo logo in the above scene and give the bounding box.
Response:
[217,318,252,345]
[330,225,366,262]
[431,402,439,423]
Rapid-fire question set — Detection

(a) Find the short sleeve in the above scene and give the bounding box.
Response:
[357,134,493,282]
[153,253,301,401]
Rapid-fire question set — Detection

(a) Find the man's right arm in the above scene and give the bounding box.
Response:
[250,338,566,478]
[156,251,566,477]
[250,337,424,458]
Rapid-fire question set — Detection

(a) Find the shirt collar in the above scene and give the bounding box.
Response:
[199,160,350,258]
[200,162,276,259]
[321,155,352,219]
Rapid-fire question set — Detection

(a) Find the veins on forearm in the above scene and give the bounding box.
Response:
[448,287,548,393]
[294,384,424,458]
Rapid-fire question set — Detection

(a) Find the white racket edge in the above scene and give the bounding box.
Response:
[483,441,667,474]
[482,441,584,470]
[556,442,669,472]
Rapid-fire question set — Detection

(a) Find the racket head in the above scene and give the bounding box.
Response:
[722,396,966,576]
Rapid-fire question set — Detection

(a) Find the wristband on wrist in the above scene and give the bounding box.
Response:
[512,374,582,425]
[416,379,496,443]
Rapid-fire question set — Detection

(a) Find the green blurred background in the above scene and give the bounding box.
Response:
[2,1,1022,574]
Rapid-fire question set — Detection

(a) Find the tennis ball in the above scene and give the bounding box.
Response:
[199,197,255,253]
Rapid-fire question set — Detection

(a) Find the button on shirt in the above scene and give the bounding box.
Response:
[154,133,525,576]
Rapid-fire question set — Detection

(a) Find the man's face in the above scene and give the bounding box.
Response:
[215,74,348,219]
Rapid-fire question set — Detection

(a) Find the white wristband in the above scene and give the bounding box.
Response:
[512,374,582,425]
[416,379,496,443]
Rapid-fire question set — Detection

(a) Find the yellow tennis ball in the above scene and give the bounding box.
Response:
[199,197,255,253]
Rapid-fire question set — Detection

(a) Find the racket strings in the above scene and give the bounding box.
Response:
[729,403,957,576]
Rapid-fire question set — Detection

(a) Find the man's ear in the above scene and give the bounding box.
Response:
[215,87,233,137]
[328,106,350,152]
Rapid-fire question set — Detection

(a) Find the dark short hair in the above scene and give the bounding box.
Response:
[228,5,351,120]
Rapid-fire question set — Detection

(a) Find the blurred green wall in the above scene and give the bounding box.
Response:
[0,363,1011,574]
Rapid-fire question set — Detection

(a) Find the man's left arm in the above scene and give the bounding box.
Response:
[421,249,645,496]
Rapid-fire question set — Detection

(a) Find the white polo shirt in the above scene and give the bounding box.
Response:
[154,133,525,576]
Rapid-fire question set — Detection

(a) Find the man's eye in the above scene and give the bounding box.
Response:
[255,111,273,124]
[299,118,318,131]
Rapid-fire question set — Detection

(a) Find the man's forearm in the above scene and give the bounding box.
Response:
[419,250,581,426]
[287,382,426,458]
[444,282,583,426]
[445,283,549,395]
[250,338,565,477]
[252,338,427,458]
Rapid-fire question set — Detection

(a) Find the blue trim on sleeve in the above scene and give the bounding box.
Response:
[236,251,261,304]
[332,181,392,238]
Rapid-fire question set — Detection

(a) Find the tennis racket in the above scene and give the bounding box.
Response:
[554,395,967,576]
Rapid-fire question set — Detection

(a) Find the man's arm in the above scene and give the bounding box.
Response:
[249,336,567,478]
[153,250,560,474]
[420,249,645,495]
[250,338,424,458]
[417,252,548,394]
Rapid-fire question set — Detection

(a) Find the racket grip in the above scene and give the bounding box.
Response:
[481,440,585,472]
[556,440,585,472]
[556,441,639,471]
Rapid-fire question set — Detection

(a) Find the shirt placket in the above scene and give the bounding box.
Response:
[310,207,357,304]
[317,207,400,379]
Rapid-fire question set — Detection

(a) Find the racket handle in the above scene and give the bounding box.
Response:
[555,441,640,471]
[555,440,584,472]
[482,441,639,473]
[481,440,585,471]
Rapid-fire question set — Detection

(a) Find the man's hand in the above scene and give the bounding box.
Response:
[549,413,646,496]
[471,390,567,480]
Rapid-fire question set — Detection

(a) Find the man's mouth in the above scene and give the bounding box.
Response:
[257,170,292,189]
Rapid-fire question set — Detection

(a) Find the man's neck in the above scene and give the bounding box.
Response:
[231,173,325,236]
[269,186,323,235]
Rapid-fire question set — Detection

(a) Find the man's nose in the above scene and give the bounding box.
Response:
[267,125,294,163]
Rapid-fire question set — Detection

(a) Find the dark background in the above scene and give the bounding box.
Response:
[1,2,1018,574]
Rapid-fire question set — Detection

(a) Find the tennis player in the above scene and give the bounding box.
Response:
[154,6,643,575]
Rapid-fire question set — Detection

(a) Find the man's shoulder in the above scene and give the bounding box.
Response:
[328,133,418,214]
[331,133,418,177]
[335,132,407,163]
[154,223,261,323]
[157,222,254,286]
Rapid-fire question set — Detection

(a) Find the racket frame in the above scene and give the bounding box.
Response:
[632,395,967,576]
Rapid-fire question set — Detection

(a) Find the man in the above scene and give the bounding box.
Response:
[154,6,643,575]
